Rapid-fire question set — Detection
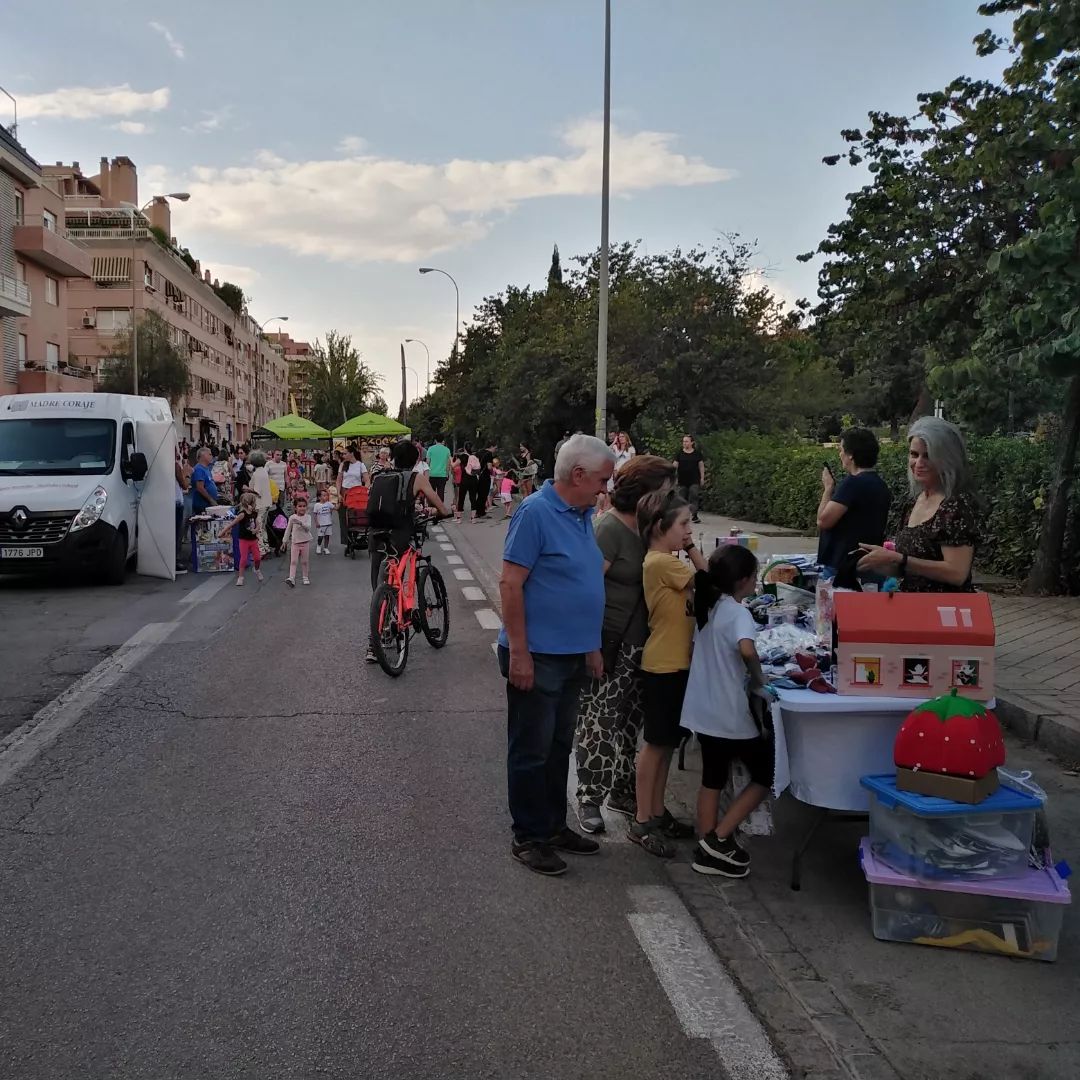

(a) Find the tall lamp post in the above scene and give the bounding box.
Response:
[418,267,460,361]
[404,338,430,395]
[123,192,190,396]
[252,315,289,428]
[595,0,612,440]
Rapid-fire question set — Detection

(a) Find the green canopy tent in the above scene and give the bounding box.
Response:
[253,413,332,441]
[331,412,411,439]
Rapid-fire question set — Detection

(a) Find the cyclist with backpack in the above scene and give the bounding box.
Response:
[366,440,453,662]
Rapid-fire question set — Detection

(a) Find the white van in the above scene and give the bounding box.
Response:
[0,393,171,584]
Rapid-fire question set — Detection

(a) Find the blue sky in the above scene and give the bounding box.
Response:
[2,0,1010,399]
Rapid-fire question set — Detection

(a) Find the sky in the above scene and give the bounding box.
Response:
[1,0,1012,404]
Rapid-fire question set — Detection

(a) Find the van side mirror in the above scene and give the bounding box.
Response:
[126,452,149,482]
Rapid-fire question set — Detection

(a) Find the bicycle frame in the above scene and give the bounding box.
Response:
[379,529,430,632]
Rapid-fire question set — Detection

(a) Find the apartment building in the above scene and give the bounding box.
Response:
[266,331,315,418]
[51,156,289,442]
[0,126,92,397]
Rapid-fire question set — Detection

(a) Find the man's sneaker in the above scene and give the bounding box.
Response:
[365,644,378,663]
[548,826,600,855]
[512,840,567,876]
[577,801,606,835]
[693,832,750,877]
[605,792,636,818]
[659,808,696,839]
[175,563,188,575]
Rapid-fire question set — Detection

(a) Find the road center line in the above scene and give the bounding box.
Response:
[446,555,463,565]
[453,568,475,581]
[627,886,788,1080]
[474,608,502,630]
[461,586,486,601]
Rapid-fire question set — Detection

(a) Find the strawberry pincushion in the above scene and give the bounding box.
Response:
[894,688,1006,779]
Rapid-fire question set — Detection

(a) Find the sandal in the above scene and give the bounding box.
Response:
[628,819,674,859]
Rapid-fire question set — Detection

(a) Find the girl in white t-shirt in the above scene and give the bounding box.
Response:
[680,545,771,879]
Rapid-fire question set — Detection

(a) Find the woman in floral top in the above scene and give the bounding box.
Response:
[857,417,979,592]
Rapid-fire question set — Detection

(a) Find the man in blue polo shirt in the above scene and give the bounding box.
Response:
[498,433,616,876]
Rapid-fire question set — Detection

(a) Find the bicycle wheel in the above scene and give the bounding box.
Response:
[370,582,409,676]
[418,564,450,648]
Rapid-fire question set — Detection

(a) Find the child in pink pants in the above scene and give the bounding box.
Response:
[221,492,264,586]
[283,495,313,587]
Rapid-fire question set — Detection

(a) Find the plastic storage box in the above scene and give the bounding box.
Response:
[859,838,1069,962]
[861,773,1042,882]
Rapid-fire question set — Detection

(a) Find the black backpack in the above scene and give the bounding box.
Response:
[367,469,412,530]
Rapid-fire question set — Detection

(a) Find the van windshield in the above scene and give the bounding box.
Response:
[0,418,117,475]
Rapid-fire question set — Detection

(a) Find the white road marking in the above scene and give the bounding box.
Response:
[446,555,463,565]
[439,543,455,552]
[431,527,445,537]
[627,886,788,1080]
[461,586,486,602]
[0,621,181,790]
[177,575,231,605]
[474,608,502,630]
[453,568,475,581]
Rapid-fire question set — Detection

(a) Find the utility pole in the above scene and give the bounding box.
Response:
[594,0,612,440]
[400,343,408,427]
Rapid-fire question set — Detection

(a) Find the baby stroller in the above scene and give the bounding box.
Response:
[266,504,288,556]
[343,485,370,558]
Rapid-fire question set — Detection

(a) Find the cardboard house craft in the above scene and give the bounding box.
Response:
[833,592,995,702]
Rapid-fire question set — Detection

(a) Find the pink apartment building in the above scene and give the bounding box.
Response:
[266,331,315,418]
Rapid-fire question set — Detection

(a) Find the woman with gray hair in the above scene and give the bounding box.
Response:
[857,417,979,592]
[247,450,275,556]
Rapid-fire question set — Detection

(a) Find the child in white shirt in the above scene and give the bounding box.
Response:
[283,494,313,587]
[680,544,771,879]
[313,487,335,555]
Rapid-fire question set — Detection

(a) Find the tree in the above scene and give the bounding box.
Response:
[547,244,564,289]
[212,281,245,316]
[307,331,383,429]
[99,309,192,403]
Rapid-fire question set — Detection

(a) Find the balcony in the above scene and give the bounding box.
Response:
[14,225,92,279]
[67,226,150,242]
[17,368,95,395]
[0,272,32,318]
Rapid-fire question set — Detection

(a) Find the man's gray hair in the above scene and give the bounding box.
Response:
[908,416,970,499]
[554,433,616,481]
[248,450,267,468]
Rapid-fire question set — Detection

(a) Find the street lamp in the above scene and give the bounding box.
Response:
[123,193,190,396]
[595,0,612,440]
[418,267,460,361]
[404,338,430,395]
[252,315,288,428]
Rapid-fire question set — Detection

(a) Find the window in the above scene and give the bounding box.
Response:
[45,276,59,305]
[46,343,60,371]
[43,208,58,232]
[143,263,154,288]
[120,422,136,473]
[95,309,132,331]
[15,261,26,283]
[18,335,27,367]
[0,419,117,476]
[14,189,23,225]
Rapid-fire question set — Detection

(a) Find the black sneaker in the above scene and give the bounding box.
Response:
[695,832,750,876]
[548,826,600,855]
[174,564,188,575]
[365,644,378,664]
[512,840,567,876]
[576,801,606,835]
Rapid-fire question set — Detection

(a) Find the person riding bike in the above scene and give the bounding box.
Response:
[366,439,453,662]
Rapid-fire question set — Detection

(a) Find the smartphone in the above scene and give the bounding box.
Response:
[823,461,834,478]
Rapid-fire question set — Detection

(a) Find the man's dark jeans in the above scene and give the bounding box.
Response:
[498,646,587,843]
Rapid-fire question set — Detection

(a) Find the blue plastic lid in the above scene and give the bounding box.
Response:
[860,773,1044,815]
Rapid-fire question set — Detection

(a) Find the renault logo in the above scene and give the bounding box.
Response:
[10,507,29,531]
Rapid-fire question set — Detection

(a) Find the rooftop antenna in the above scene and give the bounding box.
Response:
[0,85,16,138]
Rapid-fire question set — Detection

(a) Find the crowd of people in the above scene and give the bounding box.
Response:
[496,418,982,879]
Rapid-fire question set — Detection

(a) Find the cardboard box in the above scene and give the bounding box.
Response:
[896,766,999,804]
[834,592,995,702]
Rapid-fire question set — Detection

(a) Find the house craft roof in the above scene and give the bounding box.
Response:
[834,592,995,647]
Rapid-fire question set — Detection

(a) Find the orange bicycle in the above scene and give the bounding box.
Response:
[369,515,450,676]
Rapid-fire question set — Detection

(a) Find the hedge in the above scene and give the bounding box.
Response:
[680,431,1065,584]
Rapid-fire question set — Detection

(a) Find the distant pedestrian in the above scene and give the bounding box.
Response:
[497,434,615,876]
[191,446,219,513]
[673,434,705,524]
[266,449,287,501]
[220,492,265,586]
[283,494,313,587]
[426,435,452,503]
[313,487,335,554]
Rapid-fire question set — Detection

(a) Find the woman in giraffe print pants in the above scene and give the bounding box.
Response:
[575,455,677,834]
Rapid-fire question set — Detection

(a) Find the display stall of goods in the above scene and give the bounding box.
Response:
[861,773,1042,882]
[761,557,818,612]
[833,592,995,702]
[189,508,239,573]
[859,838,1070,962]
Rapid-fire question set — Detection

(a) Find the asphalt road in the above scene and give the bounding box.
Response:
[0,525,775,1080]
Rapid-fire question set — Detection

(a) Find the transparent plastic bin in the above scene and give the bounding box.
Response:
[860,838,1069,962]
[861,773,1041,883]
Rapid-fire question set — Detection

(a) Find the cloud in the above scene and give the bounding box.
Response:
[18,85,170,121]
[337,135,368,155]
[202,262,260,288]
[149,21,185,60]
[184,106,233,133]
[169,119,733,264]
[113,121,152,135]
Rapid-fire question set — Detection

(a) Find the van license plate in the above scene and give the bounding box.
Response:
[1,547,44,559]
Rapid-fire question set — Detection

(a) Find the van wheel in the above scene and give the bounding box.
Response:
[104,529,128,586]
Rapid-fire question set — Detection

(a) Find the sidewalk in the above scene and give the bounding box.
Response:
[695,510,1080,764]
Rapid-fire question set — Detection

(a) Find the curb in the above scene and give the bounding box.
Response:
[996,695,1080,765]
